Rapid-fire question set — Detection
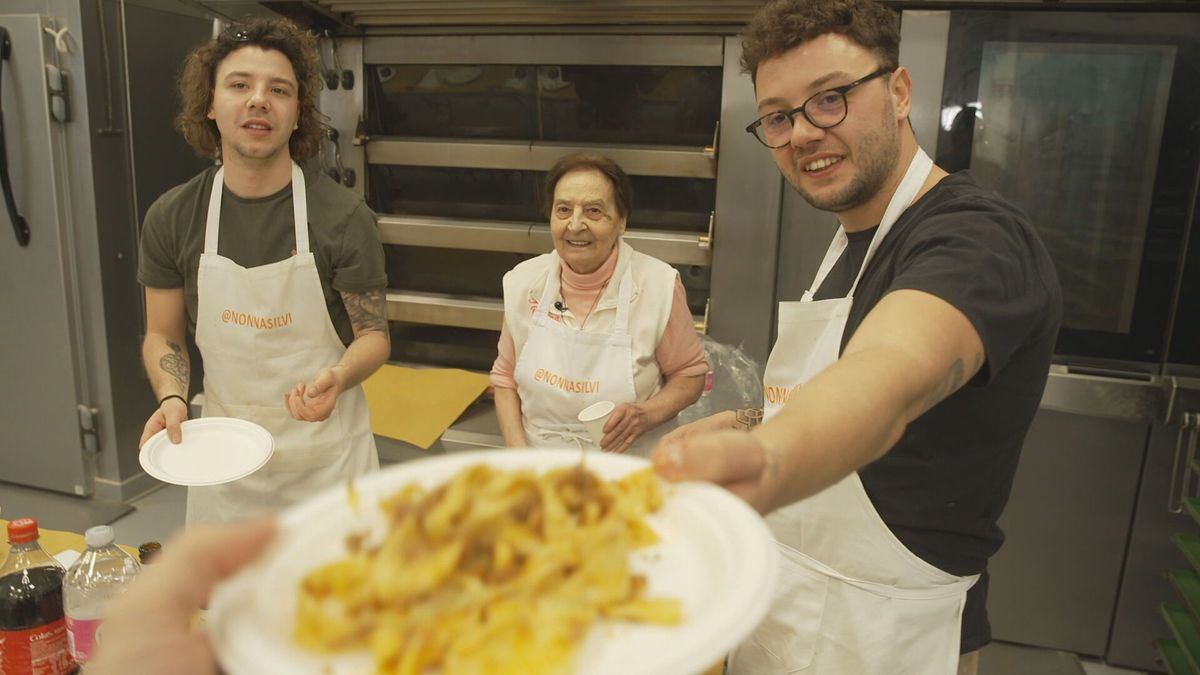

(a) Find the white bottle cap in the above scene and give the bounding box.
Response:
[84,525,115,548]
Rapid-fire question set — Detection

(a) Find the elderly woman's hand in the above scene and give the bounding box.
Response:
[601,402,654,453]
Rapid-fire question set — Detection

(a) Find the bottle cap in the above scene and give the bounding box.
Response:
[7,517,39,544]
[138,541,162,564]
[85,525,115,548]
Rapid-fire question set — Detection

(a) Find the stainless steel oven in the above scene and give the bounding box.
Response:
[903,6,1200,670]
[907,7,1199,371]
[336,34,780,373]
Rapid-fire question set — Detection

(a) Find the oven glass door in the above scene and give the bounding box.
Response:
[931,10,1200,366]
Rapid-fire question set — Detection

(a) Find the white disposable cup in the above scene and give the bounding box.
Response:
[577,400,616,449]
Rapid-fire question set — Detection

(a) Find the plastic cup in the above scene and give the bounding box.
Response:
[577,401,616,449]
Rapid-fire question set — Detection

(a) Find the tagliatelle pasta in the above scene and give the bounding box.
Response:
[294,464,681,675]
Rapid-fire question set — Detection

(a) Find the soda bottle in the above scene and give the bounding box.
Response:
[0,517,77,674]
[62,526,141,667]
[136,542,161,566]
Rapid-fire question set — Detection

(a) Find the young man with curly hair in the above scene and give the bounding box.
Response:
[137,18,387,524]
[654,1,1062,673]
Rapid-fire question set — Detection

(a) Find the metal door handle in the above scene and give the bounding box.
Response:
[0,26,31,247]
[1169,412,1199,513]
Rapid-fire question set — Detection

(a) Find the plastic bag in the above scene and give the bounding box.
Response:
[676,336,764,425]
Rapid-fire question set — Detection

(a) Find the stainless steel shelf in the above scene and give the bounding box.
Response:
[366,137,716,179]
[386,290,504,330]
[386,288,706,333]
[362,33,725,66]
[377,214,712,266]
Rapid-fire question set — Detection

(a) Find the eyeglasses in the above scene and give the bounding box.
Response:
[219,24,251,43]
[745,68,893,148]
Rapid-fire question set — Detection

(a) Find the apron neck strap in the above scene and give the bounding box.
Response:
[611,264,634,335]
[803,148,934,300]
[290,162,309,253]
[202,161,308,255]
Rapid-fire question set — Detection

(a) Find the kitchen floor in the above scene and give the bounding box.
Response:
[100,482,1150,675]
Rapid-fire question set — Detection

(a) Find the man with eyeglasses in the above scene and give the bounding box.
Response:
[652,1,1061,673]
[136,18,386,524]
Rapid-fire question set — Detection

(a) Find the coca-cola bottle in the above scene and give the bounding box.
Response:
[0,517,77,674]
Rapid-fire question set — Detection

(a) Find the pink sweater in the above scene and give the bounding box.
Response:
[490,246,709,389]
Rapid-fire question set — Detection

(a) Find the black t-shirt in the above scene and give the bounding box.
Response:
[810,171,1062,652]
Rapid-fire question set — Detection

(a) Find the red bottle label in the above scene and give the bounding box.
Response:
[65,616,100,663]
[0,619,76,675]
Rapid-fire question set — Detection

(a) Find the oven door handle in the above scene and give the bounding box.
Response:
[0,27,31,247]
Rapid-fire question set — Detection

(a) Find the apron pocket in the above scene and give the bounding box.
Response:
[821,579,967,675]
[739,543,828,673]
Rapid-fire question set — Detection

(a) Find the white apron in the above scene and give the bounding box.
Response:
[729,149,978,675]
[513,257,660,454]
[188,162,379,525]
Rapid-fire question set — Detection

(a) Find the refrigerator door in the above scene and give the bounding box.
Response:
[0,13,91,495]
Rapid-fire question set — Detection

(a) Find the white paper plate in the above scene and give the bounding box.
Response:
[139,417,274,486]
[208,449,778,675]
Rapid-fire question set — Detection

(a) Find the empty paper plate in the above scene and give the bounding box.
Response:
[139,417,274,486]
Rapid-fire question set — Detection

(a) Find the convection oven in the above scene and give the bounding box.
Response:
[303,5,784,454]
[901,6,1200,670]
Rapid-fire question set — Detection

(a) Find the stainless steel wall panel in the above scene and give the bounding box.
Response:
[377,215,711,266]
[987,409,1149,656]
[364,34,724,67]
[898,10,951,157]
[708,36,783,365]
[367,138,716,179]
[0,12,91,495]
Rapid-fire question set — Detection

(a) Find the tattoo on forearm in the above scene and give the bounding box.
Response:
[736,407,764,430]
[159,340,189,391]
[342,289,388,334]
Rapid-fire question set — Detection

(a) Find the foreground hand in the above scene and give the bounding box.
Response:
[661,409,741,444]
[88,518,277,675]
[601,402,653,453]
[650,430,779,514]
[139,397,189,447]
[285,366,344,422]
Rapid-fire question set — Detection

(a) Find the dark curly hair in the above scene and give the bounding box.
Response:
[542,153,634,221]
[741,0,900,83]
[174,18,323,161]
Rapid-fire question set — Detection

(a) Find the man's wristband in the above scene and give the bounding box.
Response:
[159,394,188,409]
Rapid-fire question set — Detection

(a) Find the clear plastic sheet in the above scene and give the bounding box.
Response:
[677,336,764,425]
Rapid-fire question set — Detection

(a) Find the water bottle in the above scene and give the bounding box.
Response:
[0,517,77,674]
[63,526,141,667]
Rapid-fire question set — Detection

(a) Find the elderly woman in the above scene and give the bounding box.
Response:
[490,153,709,455]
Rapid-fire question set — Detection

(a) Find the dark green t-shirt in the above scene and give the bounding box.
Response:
[138,162,387,345]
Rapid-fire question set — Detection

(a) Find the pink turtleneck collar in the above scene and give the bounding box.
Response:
[558,242,620,324]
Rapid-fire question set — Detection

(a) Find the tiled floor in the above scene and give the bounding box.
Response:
[109,482,187,548]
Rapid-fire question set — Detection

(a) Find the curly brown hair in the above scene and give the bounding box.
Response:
[741,0,900,83]
[542,153,634,221]
[174,18,323,161]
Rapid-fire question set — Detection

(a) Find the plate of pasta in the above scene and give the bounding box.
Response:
[207,448,778,675]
